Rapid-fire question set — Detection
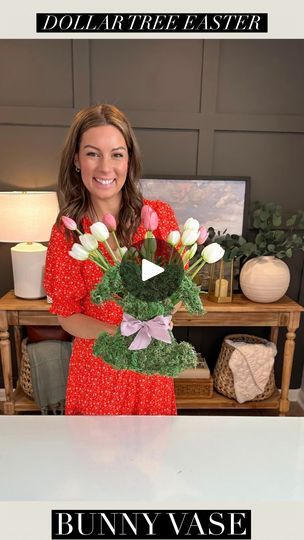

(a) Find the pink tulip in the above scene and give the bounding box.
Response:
[197,226,209,245]
[61,216,77,231]
[181,229,199,246]
[141,205,159,231]
[149,211,158,231]
[141,205,151,222]
[102,213,117,232]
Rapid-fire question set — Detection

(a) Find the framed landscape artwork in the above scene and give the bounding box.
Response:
[141,175,250,236]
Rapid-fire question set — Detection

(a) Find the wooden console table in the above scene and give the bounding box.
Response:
[0,290,303,415]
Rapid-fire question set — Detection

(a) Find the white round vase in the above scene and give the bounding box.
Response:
[240,256,290,303]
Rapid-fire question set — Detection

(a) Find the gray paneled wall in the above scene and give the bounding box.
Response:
[0,39,303,386]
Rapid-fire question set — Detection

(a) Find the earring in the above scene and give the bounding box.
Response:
[75,166,80,173]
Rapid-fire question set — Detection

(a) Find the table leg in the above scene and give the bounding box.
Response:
[0,310,15,414]
[279,319,298,415]
[13,325,22,373]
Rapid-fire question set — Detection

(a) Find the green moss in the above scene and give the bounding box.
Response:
[91,264,124,306]
[90,262,205,375]
[93,331,197,377]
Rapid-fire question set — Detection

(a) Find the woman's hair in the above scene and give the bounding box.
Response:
[57,104,143,247]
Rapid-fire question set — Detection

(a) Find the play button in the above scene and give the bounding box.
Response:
[119,238,184,302]
[142,259,164,281]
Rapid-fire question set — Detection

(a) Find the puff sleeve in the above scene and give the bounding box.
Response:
[44,224,87,317]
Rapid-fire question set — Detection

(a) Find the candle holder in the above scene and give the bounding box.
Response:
[207,258,234,303]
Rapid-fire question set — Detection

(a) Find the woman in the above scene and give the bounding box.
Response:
[44,104,181,415]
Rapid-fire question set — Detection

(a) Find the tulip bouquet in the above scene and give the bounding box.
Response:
[63,206,224,376]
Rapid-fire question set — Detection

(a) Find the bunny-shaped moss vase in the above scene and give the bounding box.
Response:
[91,263,204,376]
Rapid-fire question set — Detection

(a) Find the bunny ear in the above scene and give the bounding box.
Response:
[173,275,205,315]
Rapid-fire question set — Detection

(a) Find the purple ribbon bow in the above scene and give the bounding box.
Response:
[120,313,172,350]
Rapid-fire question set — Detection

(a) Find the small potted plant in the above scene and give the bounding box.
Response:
[216,202,304,303]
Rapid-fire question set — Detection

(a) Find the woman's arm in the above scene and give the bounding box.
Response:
[57,313,118,339]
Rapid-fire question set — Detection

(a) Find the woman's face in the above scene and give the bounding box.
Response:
[74,124,129,204]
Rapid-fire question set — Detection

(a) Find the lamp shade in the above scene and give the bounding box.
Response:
[0,191,59,299]
[0,191,59,242]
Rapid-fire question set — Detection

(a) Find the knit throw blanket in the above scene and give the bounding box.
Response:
[27,340,72,414]
[227,340,277,403]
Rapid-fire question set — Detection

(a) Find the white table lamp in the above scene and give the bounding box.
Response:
[0,191,59,299]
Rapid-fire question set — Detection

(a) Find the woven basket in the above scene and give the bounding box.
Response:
[20,338,34,399]
[213,334,276,401]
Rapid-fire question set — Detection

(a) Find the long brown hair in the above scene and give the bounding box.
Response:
[57,104,143,246]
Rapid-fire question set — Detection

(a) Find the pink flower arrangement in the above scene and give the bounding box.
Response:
[62,206,224,279]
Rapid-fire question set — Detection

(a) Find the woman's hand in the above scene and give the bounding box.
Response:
[57,314,119,339]
[105,323,119,336]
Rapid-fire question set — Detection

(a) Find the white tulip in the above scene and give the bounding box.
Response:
[69,243,89,261]
[79,234,98,252]
[167,230,181,246]
[183,243,198,263]
[114,246,127,261]
[90,222,109,242]
[119,246,128,257]
[201,243,225,264]
[183,217,200,232]
[181,229,200,246]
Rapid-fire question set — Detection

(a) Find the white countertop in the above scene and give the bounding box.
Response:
[1,415,303,503]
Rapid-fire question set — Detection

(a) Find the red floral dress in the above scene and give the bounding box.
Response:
[44,199,180,415]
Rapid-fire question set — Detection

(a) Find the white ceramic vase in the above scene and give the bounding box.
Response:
[239,256,290,303]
